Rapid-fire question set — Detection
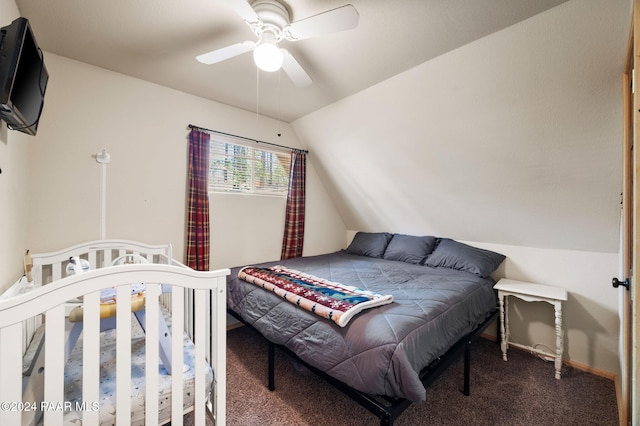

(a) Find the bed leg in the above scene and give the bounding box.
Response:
[380,413,393,426]
[463,340,471,396]
[268,341,275,391]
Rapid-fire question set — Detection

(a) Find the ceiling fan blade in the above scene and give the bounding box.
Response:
[196,41,255,64]
[281,49,312,88]
[285,4,359,41]
[221,0,260,23]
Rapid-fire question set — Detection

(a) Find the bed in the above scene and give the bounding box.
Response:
[227,233,504,425]
[0,240,229,426]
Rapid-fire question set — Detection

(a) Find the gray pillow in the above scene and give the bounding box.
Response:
[345,232,393,258]
[424,239,505,277]
[383,234,437,264]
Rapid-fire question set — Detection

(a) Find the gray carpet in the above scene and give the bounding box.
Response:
[226,326,618,425]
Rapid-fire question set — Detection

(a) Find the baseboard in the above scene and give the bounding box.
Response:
[563,358,616,381]
[481,332,498,342]
[480,333,616,381]
[227,321,244,331]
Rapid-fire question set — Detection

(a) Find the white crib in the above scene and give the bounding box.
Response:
[0,240,229,426]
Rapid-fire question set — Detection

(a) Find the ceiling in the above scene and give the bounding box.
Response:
[16,0,569,123]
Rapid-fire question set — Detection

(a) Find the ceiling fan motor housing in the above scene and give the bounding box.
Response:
[251,0,291,41]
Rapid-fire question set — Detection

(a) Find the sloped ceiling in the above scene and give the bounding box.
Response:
[16,0,569,122]
[292,0,630,253]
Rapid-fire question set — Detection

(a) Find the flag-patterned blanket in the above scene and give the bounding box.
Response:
[238,265,393,327]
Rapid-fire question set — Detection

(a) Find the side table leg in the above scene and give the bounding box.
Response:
[554,301,563,379]
[499,293,508,361]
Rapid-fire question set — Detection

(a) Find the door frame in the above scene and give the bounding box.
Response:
[623,2,639,424]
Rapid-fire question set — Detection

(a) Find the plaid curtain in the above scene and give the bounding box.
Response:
[281,151,306,260]
[185,129,210,271]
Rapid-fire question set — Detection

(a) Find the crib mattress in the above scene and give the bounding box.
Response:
[24,307,213,425]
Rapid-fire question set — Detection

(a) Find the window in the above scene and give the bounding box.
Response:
[209,137,291,196]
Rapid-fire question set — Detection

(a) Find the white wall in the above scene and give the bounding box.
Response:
[0,0,30,293]
[211,167,346,269]
[293,0,627,254]
[25,53,346,268]
[475,241,620,373]
[295,0,629,375]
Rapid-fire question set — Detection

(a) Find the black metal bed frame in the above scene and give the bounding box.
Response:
[229,308,498,426]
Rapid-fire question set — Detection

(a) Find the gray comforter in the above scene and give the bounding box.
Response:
[227,251,497,402]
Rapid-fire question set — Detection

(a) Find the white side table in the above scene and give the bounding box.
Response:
[494,278,568,379]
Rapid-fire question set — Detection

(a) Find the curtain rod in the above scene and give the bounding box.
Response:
[188,124,308,154]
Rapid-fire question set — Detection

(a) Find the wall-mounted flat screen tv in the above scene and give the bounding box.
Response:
[0,17,48,136]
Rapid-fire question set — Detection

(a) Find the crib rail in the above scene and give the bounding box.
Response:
[30,239,174,286]
[0,262,229,426]
[7,240,175,364]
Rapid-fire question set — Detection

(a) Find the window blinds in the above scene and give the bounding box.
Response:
[208,137,291,196]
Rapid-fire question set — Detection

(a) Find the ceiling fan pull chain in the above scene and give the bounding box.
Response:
[277,68,282,136]
[256,66,260,123]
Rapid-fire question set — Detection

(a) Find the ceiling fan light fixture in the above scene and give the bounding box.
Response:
[253,40,283,72]
[253,28,283,72]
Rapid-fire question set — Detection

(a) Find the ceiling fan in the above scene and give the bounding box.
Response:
[196,0,359,88]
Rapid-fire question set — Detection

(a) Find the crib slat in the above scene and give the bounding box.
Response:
[82,291,101,425]
[116,285,132,424]
[145,283,160,425]
[32,263,42,286]
[88,250,97,270]
[0,323,22,425]
[185,288,193,339]
[52,263,62,281]
[194,288,207,426]
[25,315,41,355]
[44,304,65,425]
[171,286,185,426]
[213,278,227,426]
